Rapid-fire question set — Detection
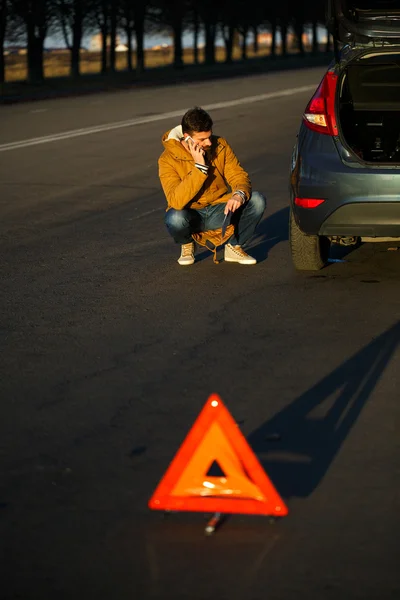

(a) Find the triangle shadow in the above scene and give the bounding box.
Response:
[248,320,400,499]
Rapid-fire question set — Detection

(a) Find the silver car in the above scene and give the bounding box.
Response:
[289,0,400,270]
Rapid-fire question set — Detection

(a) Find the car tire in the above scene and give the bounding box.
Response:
[289,209,330,271]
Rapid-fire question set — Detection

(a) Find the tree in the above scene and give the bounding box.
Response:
[152,0,189,69]
[54,0,88,77]
[235,0,261,60]
[220,20,235,65]
[219,0,241,65]
[11,0,55,83]
[133,0,147,74]
[120,0,134,71]
[197,0,221,66]
[0,0,8,82]
[304,0,327,54]
[191,3,200,65]
[291,2,305,55]
[2,0,329,86]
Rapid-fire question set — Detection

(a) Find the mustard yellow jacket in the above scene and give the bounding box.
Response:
[158,125,252,211]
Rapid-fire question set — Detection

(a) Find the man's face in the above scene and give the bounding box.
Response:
[189,131,212,150]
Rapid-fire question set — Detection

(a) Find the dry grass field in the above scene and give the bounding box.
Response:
[5,43,280,82]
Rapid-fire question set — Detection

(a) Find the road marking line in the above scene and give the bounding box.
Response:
[0,85,315,153]
[134,207,164,219]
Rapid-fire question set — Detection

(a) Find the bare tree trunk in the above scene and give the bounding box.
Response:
[240,27,248,60]
[222,23,234,64]
[193,7,200,65]
[70,29,82,77]
[172,21,183,69]
[126,29,133,71]
[109,0,117,72]
[252,25,258,54]
[311,19,318,54]
[270,18,277,57]
[135,26,145,74]
[134,2,145,74]
[60,11,70,48]
[101,23,108,73]
[0,0,6,83]
[27,18,45,82]
[204,21,216,65]
[70,0,83,77]
[280,22,288,56]
[294,22,304,55]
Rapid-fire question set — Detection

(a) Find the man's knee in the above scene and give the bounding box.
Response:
[248,191,266,214]
[165,209,190,232]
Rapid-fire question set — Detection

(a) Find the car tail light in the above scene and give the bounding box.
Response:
[303,72,338,136]
[294,197,325,208]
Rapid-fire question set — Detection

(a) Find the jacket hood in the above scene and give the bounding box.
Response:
[161,125,190,160]
[163,124,184,143]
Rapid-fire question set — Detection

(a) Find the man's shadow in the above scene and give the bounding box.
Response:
[250,206,289,262]
[248,321,400,500]
[195,207,289,264]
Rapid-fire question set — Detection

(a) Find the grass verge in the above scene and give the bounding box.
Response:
[1,47,334,105]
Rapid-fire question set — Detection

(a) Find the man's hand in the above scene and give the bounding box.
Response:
[187,138,206,165]
[225,193,245,215]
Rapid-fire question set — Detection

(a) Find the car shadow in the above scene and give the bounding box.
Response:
[248,320,400,500]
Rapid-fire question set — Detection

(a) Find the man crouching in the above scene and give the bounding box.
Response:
[158,106,266,266]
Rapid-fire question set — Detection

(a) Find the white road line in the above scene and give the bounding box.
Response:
[0,85,315,153]
[134,207,164,219]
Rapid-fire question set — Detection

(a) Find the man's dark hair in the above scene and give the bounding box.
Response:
[181,107,213,135]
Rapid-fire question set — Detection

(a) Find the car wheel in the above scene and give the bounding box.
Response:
[289,209,330,271]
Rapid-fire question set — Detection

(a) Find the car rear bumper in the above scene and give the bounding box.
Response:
[319,202,400,237]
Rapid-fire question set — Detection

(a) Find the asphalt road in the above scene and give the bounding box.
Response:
[0,65,399,600]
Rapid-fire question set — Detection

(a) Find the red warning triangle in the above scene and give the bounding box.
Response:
[148,394,288,516]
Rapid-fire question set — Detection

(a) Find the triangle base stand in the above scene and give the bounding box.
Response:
[204,512,223,535]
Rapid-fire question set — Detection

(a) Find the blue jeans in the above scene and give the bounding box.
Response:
[164,191,266,246]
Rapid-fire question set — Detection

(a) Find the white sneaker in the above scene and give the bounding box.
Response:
[178,242,195,266]
[224,243,256,265]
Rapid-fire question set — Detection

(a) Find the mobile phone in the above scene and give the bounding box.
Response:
[184,135,196,144]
